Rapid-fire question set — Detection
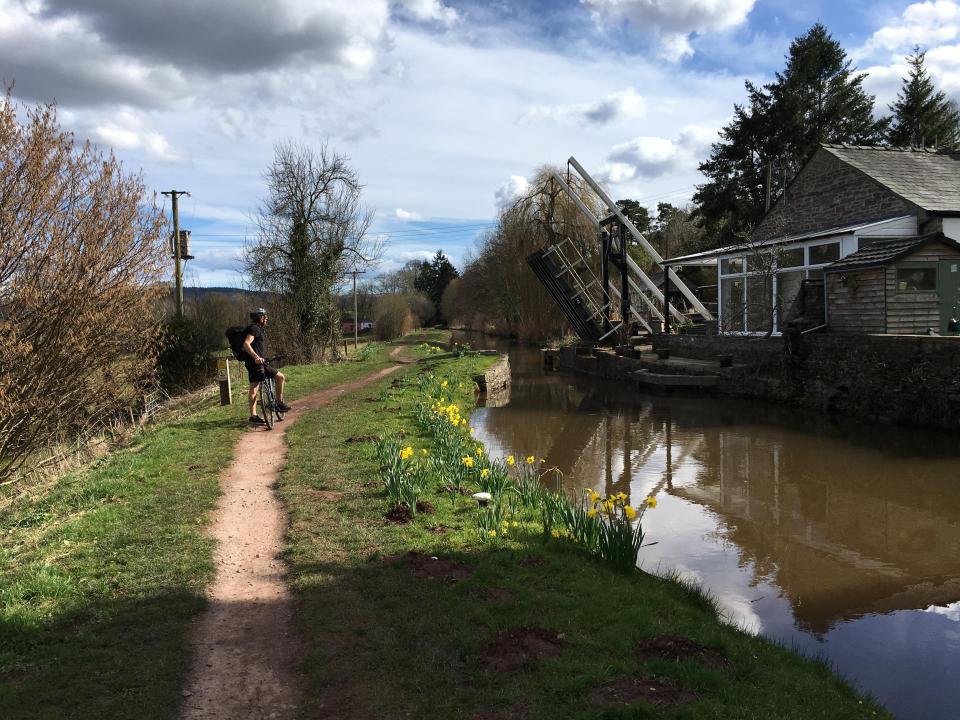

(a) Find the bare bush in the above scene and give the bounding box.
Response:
[245,141,381,363]
[0,93,167,484]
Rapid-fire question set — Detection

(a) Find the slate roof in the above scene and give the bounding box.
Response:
[826,232,960,273]
[822,145,960,214]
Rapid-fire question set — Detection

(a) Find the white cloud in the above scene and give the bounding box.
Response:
[520,87,647,126]
[494,175,531,209]
[584,0,756,61]
[393,0,458,26]
[863,1,960,54]
[604,136,682,181]
[395,207,423,221]
[89,110,186,163]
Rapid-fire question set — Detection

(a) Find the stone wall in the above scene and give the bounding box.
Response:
[474,354,511,394]
[667,333,960,428]
[753,149,913,241]
[555,335,960,429]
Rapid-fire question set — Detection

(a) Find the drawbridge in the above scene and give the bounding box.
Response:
[527,157,713,344]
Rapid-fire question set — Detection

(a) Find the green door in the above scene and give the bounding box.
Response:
[939,260,960,334]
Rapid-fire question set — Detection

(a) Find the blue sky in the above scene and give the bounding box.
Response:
[3,0,959,286]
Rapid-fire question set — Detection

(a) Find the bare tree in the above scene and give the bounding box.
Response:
[245,141,380,361]
[0,92,166,485]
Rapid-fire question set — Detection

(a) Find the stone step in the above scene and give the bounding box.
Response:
[632,369,718,388]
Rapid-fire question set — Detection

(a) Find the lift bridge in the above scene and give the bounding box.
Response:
[527,157,713,344]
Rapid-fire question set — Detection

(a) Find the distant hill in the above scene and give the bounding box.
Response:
[183,286,265,300]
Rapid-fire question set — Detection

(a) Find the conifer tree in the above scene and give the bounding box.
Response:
[888,46,960,148]
[695,23,888,244]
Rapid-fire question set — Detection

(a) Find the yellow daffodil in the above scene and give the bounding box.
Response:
[501,520,509,527]
[617,492,627,502]
[507,455,515,466]
[480,468,490,479]
[420,448,428,456]
[624,505,637,520]
[589,490,600,504]
[587,508,598,518]
[441,380,448,388]
[475,447,483,458]
[462,456,474,468]
[487,530,496,537]
[469,427,475,435]
[511,521,519,527]
[645,496,657,508]
[399,446,414,460]
[550,529,560,538]
[526,455,535,464]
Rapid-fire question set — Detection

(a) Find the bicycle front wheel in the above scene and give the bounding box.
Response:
[259,379,275,430]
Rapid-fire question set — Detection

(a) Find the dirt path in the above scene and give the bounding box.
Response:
[181,362,403,720]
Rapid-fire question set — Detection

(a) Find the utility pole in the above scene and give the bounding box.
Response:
[348,269,366,349]
[765,161,773,212]
[162,190,190,318]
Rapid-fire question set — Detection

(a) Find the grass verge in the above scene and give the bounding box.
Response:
[281,350,890,720]
[0,344,394,720]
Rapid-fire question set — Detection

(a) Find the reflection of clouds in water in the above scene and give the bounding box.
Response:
[925,602,960,622]
[716,593,763,635]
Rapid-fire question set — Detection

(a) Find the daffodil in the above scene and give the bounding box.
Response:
[399,446,414,460]
[645,496,657,508]
[587,508,598,518]
[624,505,637,520]
[462,456,474,468]
[469,427,475,435]
[487,530,497,538]
[480,468,490,479]
[441,380,448,388]
[507,455,515,466]
[420,448,428,456]
[550,529,560,538]
[526,455,535,465]
[475,447,483,458]
[511,521,519,528]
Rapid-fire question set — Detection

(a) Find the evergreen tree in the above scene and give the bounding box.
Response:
[888,46,960,148]
[694,23,888,244]
[413,250,459,324]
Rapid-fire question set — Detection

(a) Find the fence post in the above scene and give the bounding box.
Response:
[217,357,232,405]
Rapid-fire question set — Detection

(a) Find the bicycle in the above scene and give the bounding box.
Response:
[257,355,286,430]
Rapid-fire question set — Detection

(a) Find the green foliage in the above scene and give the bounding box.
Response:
[156,315,218,391]
[695,23,889,243]
[413,250,459,324]
[888,45,960,148]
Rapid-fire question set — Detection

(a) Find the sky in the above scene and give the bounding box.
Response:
[4,0,960,287]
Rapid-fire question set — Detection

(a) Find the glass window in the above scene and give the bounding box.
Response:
[720,277,744,331]
[746,275,773,332]
[776,270,805,326]
[748,250,775,273]
[809,242,840,265]
[896,267,937,292]
[779,247,804,268]
[720,256,744,275]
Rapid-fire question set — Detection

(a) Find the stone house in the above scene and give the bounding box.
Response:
[667,145,960,334]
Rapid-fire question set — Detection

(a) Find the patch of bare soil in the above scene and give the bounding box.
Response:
[589,677,696,707]
[385,503,413,524]
[180,363,402,720]
[470,703,529,720]
[480,628,565,673]
[428,524,449,534]
[344,434,380,443]
[438,483,472,496]
[636,635,731,669]
[307,489,343,501]
[415,500,435,514]
[407,552,473,583]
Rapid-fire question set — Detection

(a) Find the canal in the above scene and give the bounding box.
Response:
[456,332,960,720]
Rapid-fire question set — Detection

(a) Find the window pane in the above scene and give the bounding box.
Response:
[896,267,937,291]
[747,251,775,273]
[720,257,744,275]
[809,242,840,264]
[777,270,805,326]
[780,247,804,267]
[721,277,744,331]
[746,276,773,332]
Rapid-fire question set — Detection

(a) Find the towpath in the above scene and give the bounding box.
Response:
[180,350,410,720]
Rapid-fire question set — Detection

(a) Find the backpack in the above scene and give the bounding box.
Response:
[225,325,250,361]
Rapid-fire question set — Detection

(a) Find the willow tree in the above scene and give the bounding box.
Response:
[245,141,379,361]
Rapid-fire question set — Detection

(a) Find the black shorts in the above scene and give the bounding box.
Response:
[246,363,279,383]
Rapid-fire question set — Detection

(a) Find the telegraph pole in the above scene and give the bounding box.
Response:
[348,270,366,349]
[162,190,190,318]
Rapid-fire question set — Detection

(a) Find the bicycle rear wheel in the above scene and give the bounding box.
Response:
[259,379,275,430]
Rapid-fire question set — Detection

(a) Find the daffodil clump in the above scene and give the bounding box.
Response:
[417,342,445,355]
[374,435,429,515]
[584,489,657,573]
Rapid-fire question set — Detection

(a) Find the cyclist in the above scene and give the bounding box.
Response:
[242,308,290,424]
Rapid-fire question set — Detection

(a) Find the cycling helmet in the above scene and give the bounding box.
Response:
[250,307,268,321]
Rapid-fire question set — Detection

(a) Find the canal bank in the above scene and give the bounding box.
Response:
[457,332,960,720]
[546,333,960,430]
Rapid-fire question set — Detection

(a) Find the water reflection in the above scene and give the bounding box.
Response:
[458,333,960,720]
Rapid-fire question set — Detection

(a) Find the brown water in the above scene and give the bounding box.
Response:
[455,332,960,720]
